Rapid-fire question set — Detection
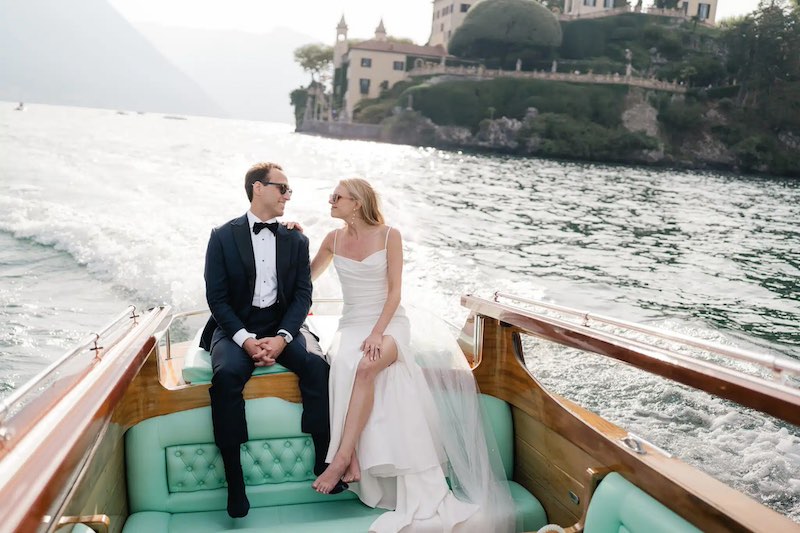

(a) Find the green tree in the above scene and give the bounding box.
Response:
[293,43,334,82]
[448,0,563,68]
[723,0,800,106]
[290,87,308,127]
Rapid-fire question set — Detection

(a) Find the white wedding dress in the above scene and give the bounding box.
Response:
[325,229,479,533]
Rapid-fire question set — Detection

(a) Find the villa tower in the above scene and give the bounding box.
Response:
[428,0,474,50]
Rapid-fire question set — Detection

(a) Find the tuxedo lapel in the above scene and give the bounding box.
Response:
[232,215,256,299]
[275,225,290,304]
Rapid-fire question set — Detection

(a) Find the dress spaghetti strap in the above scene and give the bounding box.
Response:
[333,229,339,255]
[384,226,392,249]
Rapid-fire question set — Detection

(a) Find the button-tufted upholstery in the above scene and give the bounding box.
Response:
[122,395,547,532]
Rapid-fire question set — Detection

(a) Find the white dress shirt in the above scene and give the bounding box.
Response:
[232,211,293,347]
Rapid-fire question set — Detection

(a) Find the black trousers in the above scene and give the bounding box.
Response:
[208,305,331,473]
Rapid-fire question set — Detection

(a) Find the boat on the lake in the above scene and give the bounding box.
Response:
[0,293,798,532]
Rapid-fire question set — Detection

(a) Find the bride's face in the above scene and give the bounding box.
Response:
[328,185,356,220]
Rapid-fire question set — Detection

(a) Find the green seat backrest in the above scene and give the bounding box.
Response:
[125,394,515,514]
[584,473,702,533]
[479,394,514,479]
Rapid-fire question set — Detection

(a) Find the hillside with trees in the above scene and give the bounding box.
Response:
[291,0,800,177]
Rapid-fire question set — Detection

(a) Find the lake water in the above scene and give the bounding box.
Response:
[1,102,798,520]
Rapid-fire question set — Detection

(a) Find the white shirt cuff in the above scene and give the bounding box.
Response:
[277,329,293,344]
[233,329,256,347]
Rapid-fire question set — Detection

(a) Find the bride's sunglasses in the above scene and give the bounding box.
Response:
[329,193,354,204]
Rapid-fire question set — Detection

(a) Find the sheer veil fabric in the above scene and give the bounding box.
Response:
[406,307,520,533]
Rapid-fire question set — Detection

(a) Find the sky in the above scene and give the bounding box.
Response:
[109,0,763,44]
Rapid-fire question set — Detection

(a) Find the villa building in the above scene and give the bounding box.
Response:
[428,0,475,49]
[329,0,719,120]
[563,0,718,24]
[333,17,449,121]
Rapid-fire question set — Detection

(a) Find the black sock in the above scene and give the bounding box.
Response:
[220,446,250,518]
[311,433,330,476]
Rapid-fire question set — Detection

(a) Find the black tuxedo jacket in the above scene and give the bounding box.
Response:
[200,213,312,351]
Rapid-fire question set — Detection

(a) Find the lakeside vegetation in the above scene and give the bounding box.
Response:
[291,0,800,177]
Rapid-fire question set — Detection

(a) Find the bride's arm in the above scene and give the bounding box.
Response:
[310,230,335,281]
[362,228,403,357]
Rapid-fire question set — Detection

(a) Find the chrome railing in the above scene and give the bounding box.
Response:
[0,306,140,426]
[492,292,800,380]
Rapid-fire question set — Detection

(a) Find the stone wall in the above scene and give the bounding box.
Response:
[298,120,382,141]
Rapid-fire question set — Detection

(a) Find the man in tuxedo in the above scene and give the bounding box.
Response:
[201,162,336,518]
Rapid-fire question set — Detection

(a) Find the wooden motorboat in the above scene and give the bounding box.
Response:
[0,294,798,533]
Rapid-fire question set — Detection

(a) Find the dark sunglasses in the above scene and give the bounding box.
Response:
[260,181,292,196]
[329,193,353,203]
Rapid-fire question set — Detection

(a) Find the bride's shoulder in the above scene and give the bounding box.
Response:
[320,228,339,248]
[384,225,402,242]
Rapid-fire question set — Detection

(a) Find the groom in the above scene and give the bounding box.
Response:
[200,162,337,518]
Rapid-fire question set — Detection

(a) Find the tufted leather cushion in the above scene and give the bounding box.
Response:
[125,397,356,514]
[165,437,316,493]
[123,395,548,532]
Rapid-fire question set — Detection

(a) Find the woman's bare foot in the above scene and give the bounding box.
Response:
[343,453,360,483]
[312,455,348,494]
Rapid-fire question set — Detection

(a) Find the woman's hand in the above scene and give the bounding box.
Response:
[282,221,304,233]
[360,332,383,361]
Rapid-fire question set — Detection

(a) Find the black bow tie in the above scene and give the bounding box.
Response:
[253,221,279,235]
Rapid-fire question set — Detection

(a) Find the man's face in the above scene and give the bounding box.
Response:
[253,168,292,217]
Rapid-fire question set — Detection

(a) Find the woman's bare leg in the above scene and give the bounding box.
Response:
[343,452,361,483]
[313,336,397,493]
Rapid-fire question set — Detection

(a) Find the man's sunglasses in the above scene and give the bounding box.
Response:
[260,181,292,196]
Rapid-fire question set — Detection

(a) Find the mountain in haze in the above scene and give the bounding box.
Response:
[136,24,316,124]
[0,0,224,116]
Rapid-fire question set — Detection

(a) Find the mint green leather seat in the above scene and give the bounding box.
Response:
[181,329,288,384]
[122,395,547,532]
[584,473,702,533]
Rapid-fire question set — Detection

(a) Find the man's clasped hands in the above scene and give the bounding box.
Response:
[242,336,287,367]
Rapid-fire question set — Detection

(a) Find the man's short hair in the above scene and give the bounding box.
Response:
[245,162,283,202]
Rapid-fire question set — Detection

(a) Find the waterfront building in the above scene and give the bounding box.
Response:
[333,17,448,121]
[562,0,718,25]
[428,0,475,49]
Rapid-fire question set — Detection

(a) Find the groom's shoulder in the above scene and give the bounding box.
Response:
[286,227,309,245]
[212,214,247,234]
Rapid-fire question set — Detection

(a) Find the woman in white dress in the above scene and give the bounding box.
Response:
[309,179,518,532]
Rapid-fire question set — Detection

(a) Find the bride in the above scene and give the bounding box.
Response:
[308,178,518,532]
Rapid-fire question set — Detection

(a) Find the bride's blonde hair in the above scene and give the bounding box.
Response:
[340,178,385,226]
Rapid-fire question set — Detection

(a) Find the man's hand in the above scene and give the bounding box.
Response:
[243,337,266,360]
[252,336,287,367]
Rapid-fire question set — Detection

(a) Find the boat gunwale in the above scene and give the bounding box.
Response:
[463,294,800,426]
[0,306,171,533]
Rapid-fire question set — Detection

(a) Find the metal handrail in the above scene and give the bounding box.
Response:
[493,292,800,378]
[0,305,138,423]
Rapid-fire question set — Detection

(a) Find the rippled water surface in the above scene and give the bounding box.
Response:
[1,103,798,520]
